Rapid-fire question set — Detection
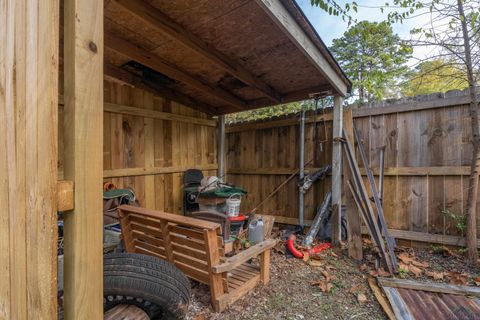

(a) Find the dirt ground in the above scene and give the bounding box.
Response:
[186,240,480,320]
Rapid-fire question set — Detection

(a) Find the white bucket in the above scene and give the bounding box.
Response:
[226,194,241,217]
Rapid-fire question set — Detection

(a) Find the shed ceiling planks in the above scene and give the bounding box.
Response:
[100,0,349,114]
[105,33,246,110]
[112,0,282,103]
[104,63,223,115]
[254,0,348,97]
[0,0,59,318]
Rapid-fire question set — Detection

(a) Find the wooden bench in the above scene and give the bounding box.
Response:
[118,205,276,312]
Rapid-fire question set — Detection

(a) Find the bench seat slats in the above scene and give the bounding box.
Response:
[118,204,273,312]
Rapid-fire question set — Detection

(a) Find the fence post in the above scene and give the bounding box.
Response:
[331,95,344,245]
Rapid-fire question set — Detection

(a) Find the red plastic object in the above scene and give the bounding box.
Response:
[228,214,247,222]
[287,234,304,258]
[286,234,331,259]
[308,242,332,255]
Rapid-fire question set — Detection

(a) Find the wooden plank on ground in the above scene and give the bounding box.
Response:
[378,277,480,297]
[368,277,396,320]
[104,304,150,320]
[360,226,480,247]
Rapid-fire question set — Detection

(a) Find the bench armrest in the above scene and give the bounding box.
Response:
[212,238,277,273]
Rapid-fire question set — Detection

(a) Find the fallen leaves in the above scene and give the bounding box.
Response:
[357,293,367,303]
[311,280,333,293]
[474,277,480,286]
[395,252,430,277]
[411,260,429,268]
[308,259,324,268]
[446,271,469,286]
[310,268,337,293]
[273,241,286,255]
[398,253,413,265]
[368,268,391,277]
[349,284,362,294]
[425,271,445,280]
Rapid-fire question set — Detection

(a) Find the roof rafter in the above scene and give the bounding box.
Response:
[243,85,333,112]
[255,0,349,97]
[104,63,230,115]
[105,33,245,110]
[112,0,283,104]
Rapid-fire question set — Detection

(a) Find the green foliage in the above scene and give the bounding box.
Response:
[310,0,426,25]
[225,98,332,124]
[441,208,467,234]
[330,21,412,103]
[397,267,409,278]
[401,59,469,96]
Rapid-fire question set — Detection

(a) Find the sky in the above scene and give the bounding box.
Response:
[296,0,435,64]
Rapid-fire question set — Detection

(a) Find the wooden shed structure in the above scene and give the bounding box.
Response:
[0,0,351,318]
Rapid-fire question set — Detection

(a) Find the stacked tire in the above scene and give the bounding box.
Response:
[104,253,190,319]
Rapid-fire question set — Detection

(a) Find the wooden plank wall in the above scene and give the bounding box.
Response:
[226,91,480,242]
[0,0,59,318]
[226,112,334,222]
[356,100,475,240]
[58,79,218,214]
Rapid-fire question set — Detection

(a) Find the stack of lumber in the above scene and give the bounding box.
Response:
[342,125,398,274]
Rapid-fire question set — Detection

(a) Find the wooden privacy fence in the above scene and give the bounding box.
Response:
[58,79,218,214]
[226,88,480,246]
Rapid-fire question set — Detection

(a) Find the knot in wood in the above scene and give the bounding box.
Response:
[88,41,98,53]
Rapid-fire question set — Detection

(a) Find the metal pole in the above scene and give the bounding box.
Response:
[218,115,226,179]
[299,104,306,228]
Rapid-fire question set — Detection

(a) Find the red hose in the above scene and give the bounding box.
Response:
[287,234,304,258]
[287,234,331,259]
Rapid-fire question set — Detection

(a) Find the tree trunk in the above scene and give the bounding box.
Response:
[458,0,479,265]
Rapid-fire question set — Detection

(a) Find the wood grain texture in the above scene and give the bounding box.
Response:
[0,0,59,318]
[63,0,104,317]
[226,100,478,247]
[254,0,349,96]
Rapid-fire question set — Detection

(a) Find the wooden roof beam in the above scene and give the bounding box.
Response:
[112,0,283,104]
[237,85,333,114]
[104,63,228,115]
[105,33,245,111]
[255,0,349,97]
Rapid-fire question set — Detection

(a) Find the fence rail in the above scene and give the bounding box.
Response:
[226,89,480,245]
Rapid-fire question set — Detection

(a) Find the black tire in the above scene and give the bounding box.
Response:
[104,253,190,319]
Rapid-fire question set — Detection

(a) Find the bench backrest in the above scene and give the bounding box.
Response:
[118,205,224,285]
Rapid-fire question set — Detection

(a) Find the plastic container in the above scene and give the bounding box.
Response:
[226,193,242,217]
[248,218,264,244]
[228,214,247,238]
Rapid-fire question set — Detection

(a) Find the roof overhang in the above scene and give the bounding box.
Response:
[100,0,351,115]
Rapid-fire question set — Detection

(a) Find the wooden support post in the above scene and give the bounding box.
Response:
[218,115,226,179]
[0,0,59,318]
[331,95,344,245]
[260,250,271,284]
[63,0,104,318]
[160,221,174,262]
[204,229,224,312]
[343,110,362,260]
